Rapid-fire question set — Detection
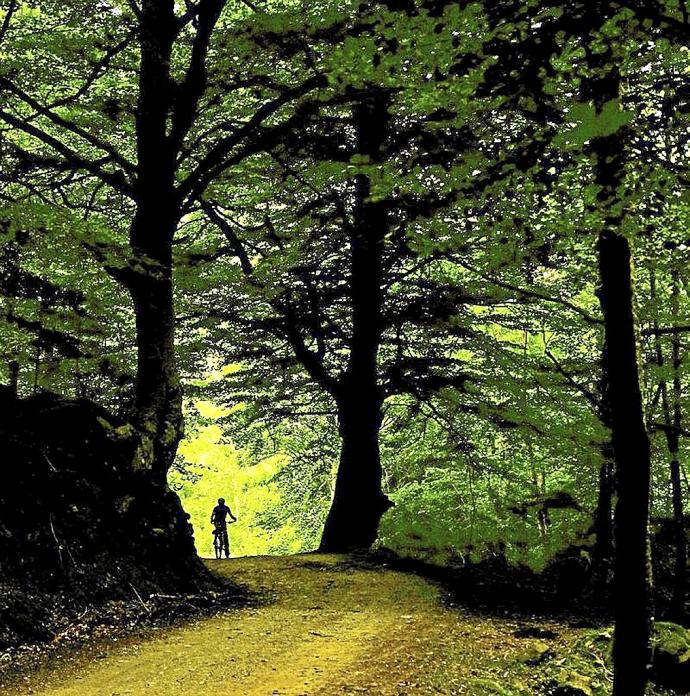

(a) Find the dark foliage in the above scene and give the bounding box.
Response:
[0,389,232,649]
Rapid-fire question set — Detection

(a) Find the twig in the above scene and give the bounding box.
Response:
[43,450,57,472]
[48,514,78,567]
[129,583,151,614]
[48,514,64,568]
[544,350,601,412]
[147,591,247,604]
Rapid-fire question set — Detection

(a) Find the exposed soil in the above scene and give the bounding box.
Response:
[0,554,639,696]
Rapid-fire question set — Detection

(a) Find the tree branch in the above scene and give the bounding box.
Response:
[457,260,604,325]
[0,0,18,45]
[0,77,135,174]
[544,350,601,412]
[169,0,226,152]
[642,324,690,336]
[0,109,134,196]
[177,75,323,205]
[200,199,254,275]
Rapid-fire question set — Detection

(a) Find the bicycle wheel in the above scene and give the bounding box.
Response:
[213,533,222,559]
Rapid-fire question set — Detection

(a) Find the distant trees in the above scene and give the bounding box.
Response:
[651,268,687,622]
[2,6,690,693]
[173,3,690,593]
[471,3,690,692]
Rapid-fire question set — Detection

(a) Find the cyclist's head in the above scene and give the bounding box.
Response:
[218,497,225,505]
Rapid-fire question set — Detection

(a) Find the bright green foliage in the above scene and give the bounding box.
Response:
[170,402,312,557]
[556,100,635,148]
[1,0,690,582]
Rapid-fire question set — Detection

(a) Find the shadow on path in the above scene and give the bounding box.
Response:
[3,554,604,695]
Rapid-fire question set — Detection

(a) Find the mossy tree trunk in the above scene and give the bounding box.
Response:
[128,225,183,481]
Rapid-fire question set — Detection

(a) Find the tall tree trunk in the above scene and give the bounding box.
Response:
[589,46,652,691]
[666,271,686,621]
[598,230,653,696]
[320,385,391,551]
[128,0,183,480]
[320,93,393,551]
[129,234,182,481]
[593,345,615,593]
[651,268,686,622]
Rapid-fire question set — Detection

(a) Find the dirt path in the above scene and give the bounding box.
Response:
[2,555,601,695]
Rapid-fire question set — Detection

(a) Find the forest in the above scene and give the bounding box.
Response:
[0,0,689,694]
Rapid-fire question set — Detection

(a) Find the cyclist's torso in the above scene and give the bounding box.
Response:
[212,504,232,528]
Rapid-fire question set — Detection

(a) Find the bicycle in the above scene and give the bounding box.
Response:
[212,519,235,559]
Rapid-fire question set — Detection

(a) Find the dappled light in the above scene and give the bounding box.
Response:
[1,1,690,695]
[2,556,615,696]
[170,403,314,558]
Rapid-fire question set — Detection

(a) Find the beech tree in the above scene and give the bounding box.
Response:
[3,4,690,690]
[183,0,585,550]
[0,0,324,479]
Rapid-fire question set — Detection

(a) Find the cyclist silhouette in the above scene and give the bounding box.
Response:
[210,497,236,559]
